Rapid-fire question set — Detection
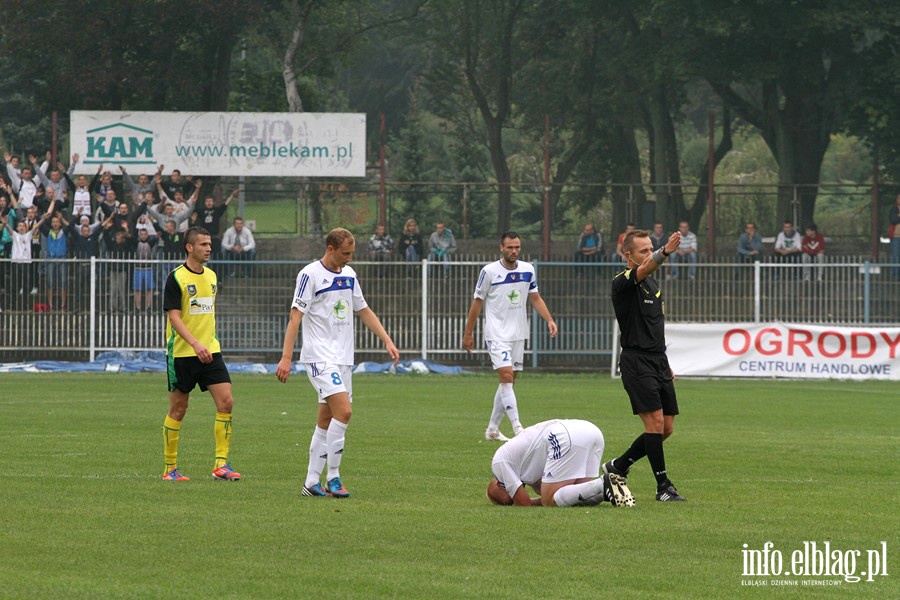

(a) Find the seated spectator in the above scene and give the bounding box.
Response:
[399,218,423,262]
[575,223,603,263]
[801,224,826,282]
[670,221,698,280]
[221,217,257,278]
[774,220,802,279]
[367,223,394,262]
[735,222,762,263]
[428,222,456,276]
[649,222,665,251]
[615,223,636,263]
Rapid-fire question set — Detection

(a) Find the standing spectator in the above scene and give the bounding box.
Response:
[103,227,131,313]
[367,223,394,277]
[158,167,194,201]
[40,200,67,311]
[33,154,71,207]
[615,223,637,263]
[161,226,240,482]
[20,204,43,297]
[221,217,257,278]
[275,228,400,498]
[735,222,763,273]
[145,193,194,235]
[889,194,900,280]
[70,216,103,311]
[774,220,803,279]
[2,209,46,309]
[462,232,558,441]
[65,154,94,220]
[428,222,457,276]
[605,228,687,502]
[399,218,423,262]
[131,227,159,313]
[669,221,698,280]
[155,174,199,233]
[649,222,666,251]
[801,224,826,282]
[193,189,236,258]
[5,151,38,217]
[575,223,603,266]
[119,165,155,204]
[96,188,120,223]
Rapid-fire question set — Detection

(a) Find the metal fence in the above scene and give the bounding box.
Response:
[1,257,897,367]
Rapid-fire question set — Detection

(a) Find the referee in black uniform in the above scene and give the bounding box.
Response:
[603,227,687,502]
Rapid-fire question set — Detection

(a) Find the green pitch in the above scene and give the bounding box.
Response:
[2,374,897,598]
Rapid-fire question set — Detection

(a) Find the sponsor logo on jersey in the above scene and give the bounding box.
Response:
[189,296,214,314]
[506,289,521,305]
[333,299,349,320]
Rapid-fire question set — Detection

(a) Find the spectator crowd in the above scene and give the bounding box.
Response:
[0,150,255,312]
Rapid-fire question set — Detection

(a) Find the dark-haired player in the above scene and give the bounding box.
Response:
[160,226,240,482]
[463,232,557,441]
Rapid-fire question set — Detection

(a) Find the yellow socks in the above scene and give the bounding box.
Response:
[214,412,233,468]
[163,416,181,473]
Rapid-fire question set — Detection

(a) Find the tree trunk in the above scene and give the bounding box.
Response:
[688,107,733,231]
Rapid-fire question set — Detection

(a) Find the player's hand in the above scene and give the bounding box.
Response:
[547,321,558,338]
[664,231,681,255]
[192,342,212,363]
[275,358,292,383]
[462,332,474,352]
[670,368,677,381]
[385,342,400,366]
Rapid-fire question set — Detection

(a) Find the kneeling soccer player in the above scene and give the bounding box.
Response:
[161,226,240,482]
[486,419,634,507]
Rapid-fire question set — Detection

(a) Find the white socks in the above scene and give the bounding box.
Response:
[499,383,521,431]
[488,385,505,430]
[326,419,348,480]
[552,479,606,507]
[305,426,328,487]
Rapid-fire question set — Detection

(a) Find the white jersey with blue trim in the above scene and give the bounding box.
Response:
[473,259,538,341]
[491,420,562,487]
[291,260,368,365]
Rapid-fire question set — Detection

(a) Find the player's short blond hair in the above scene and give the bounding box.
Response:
[326,227,355,250]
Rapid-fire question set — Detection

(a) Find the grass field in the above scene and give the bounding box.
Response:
[2,374,897,598]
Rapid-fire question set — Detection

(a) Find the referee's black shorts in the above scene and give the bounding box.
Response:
[167,353,231,393]
[619,350,679,416]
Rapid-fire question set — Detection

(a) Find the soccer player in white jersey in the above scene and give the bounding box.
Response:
[276,228,400,498]
[463,231,558,441]
[485,419,634,507]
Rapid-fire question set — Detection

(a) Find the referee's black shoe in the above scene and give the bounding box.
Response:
[656,482,687,502]
[602,459,629,479]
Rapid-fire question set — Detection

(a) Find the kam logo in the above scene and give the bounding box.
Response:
[84,123,155,165]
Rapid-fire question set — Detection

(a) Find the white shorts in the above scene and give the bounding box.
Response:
[304,363,353,404]
[539,420,604,484]
[486,339,525,371]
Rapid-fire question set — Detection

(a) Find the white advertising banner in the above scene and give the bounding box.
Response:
[69,111,366,177]
[667,323,900,380]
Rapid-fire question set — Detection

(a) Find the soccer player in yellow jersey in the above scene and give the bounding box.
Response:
[161,226,240,481]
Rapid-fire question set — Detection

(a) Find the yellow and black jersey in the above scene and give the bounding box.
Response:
[164,264,221,358]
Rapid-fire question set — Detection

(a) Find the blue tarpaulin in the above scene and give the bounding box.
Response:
[0,351,469,375]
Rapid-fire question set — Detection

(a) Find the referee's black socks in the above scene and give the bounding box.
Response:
[614,433,648,473]
[643,432,670,488]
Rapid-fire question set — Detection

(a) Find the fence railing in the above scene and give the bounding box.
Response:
[0,257,897,365]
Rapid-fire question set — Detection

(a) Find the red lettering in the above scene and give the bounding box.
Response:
[880,332,900,359]
[787,329,814,357]
[755,327,782,356]
[723,329,750,355]
[850,332,877,359]
[818,331,846,358]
